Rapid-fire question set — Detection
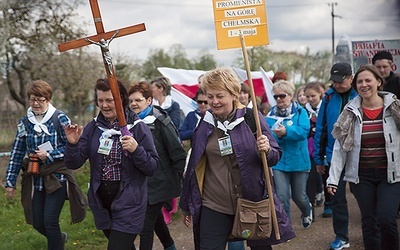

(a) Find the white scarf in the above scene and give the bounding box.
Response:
[27,103,56,135]
[96,121,139,140]
[153,95,173,109]
[203,111,244,135]
[305,101,321,119]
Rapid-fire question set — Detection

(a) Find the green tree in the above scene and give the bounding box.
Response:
[194,49,217,70]
[50,50,103,124]
[0,0,84,108]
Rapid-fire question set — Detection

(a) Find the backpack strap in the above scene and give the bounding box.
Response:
[244,108,257,134]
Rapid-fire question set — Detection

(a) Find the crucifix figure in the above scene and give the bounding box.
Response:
[58,0,146,138]
[85,30,119,75]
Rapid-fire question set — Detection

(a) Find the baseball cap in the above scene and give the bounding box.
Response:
[329,63,352,83]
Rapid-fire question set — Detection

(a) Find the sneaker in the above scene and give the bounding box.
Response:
[61,232,68,250]
[329,238,350,250]
[322,204,333,218]
[301,204,313,228]
[315,192,324,207]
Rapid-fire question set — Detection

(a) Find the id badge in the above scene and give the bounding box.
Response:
[17,123,26,137]
[98,138,113,155]
[218,135,233,156]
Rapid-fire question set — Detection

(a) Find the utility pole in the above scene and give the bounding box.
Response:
[328,2,341,63]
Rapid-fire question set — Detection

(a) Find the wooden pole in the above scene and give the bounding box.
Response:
[239,33,280,240]
[57,0,146,138]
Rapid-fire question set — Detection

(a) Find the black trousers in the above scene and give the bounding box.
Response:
[199,206,272,250]
[98,181,136,250]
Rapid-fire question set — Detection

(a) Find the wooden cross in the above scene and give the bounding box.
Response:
[58,0,145,136]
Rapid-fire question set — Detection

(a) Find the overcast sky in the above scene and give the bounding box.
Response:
[77,0,400,66]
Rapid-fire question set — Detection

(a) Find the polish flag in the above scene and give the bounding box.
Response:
[232,67,275,106]
[157,67,276,116]
[157,67,203,99]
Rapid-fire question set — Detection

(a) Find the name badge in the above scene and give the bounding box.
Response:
[98,138,113,155]
[218,135,233,156]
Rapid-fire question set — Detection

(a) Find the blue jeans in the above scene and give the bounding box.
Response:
[350,168,400,250]
[32,181,67,250]
[272,170,311,221]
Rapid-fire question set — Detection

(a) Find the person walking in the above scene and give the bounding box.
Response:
[327,64,400,250]
[5,80,86,250]
[304,82,325,208]
[128,81,186,250]
[266,80,313,228]
[314,63,358,250]
[372,51,400,98]
[179,67,295,249]
[63,78,159,250]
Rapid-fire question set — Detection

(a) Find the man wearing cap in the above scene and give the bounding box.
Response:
[372,51,400,98]
[314,63,358,250]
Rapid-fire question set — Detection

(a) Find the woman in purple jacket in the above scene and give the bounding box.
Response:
[64,79,159,250]
[179,68,295,249]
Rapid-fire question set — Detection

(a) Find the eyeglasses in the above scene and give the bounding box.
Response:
[197,100,208,105]
[273,94,288,100]
[131,97,145,103]
[29,97,47,104]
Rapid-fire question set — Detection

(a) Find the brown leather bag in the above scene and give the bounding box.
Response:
[231,197,272,240]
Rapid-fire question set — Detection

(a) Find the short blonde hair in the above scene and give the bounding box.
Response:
[272,80,296,96]
[201,67,241,107]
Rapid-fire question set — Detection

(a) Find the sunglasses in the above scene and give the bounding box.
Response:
[273,94,288,100]
[197,100,208,105]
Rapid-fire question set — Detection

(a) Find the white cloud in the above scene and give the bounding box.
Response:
[76,0,400,66]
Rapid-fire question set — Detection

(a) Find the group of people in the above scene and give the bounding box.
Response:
[4,49,400,250]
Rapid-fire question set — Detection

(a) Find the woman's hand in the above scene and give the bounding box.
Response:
[63,124,83,144]
[181,214,192,227]
[120,135,138,153]
[257,135,270,153]
[34,150,47,161]
[327,187,336,196]
[5,187,16,199]
[273,124,286,138]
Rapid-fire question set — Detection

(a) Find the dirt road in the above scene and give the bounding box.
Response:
[152,185,397,250]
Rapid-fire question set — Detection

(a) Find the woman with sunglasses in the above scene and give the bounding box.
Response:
[179,88,210,144]
[128,81,186,250]
[266,80,313,229]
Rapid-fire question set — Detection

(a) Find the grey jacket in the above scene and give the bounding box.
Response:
[327,92,400,187]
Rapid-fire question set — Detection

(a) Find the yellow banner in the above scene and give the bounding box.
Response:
[212,0,269,50]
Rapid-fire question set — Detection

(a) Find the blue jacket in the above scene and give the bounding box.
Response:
[64,110,159,234]
[180,108,295,248]
[179,110,202,141]
[313,87,358,165]
[266,102,311,172]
